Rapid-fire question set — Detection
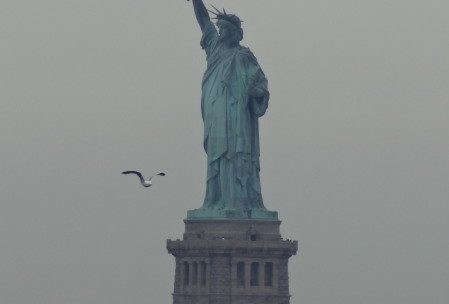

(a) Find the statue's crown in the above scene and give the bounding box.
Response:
[208,5,242,29]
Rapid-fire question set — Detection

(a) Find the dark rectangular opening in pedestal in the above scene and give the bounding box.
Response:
[250,262,259,286]
[237,261,245,287]
[265,262,273,286]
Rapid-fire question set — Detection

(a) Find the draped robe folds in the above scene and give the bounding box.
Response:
[200,22,270,211]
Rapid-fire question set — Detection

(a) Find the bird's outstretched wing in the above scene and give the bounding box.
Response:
[122,171,145,185]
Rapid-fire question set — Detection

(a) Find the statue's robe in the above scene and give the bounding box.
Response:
[200,22,270,211]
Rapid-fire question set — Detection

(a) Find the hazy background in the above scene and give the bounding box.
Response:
[1,1,448,303]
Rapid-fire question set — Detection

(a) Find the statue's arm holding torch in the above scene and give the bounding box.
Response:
[188,0,212,32]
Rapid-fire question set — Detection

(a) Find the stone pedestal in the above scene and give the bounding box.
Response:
[167,219,298,304]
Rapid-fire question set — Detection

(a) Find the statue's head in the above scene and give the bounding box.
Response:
[209,6,243,44]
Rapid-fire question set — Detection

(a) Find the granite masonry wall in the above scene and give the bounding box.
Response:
[167,220,298,304]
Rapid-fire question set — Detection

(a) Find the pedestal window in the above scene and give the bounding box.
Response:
[237,262,245,287]
[183,262,189,286]
[192,262,198,286]
[200,261,207,286]
[264,262,273,286]
[250,262,259,286]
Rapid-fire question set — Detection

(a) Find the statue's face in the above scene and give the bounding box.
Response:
[217,20,239,43]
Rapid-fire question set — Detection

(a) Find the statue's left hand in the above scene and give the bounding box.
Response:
[247,74,265,97]
[248,86,265,98]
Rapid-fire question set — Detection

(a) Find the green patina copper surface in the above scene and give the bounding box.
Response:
[187,1,277,220]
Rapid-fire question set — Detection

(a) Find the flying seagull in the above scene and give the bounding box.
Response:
[122,171,166,187]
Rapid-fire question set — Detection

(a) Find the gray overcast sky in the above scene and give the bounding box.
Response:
[1,0,448,303]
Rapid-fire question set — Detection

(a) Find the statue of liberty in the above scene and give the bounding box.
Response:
[187,0,277,220]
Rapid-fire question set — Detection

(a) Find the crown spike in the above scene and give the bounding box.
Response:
[210,4,222,15]
[207,9,218,16]
[223,8,227,15]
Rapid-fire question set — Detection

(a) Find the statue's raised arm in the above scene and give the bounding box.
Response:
[191,0,212,31]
